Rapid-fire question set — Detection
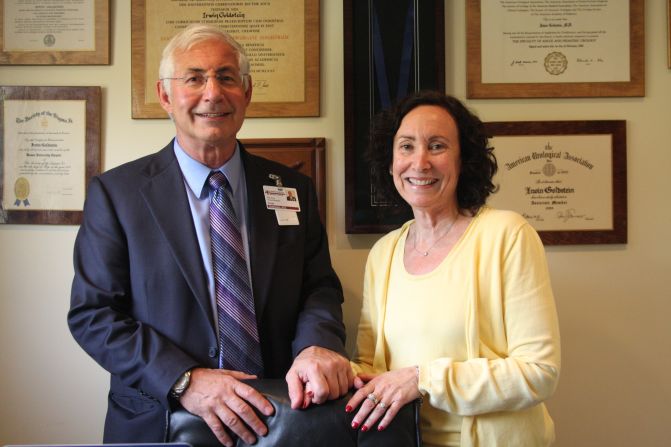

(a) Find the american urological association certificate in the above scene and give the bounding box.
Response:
[488,134,613,232]
[481,0,630,83]
[3,0,95,51]
[2,99,86,211]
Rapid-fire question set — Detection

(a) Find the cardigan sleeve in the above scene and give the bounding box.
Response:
[350,225,409,376]
[351,246,382,376]
[418,221,561,416]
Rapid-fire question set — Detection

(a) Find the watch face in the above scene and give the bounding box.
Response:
[172,371,191,396]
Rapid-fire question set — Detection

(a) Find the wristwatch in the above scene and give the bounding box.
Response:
[170,369,192,399]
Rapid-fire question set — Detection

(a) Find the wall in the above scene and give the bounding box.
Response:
[1,2,669,446]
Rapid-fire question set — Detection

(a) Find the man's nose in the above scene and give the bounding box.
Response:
[202,76,225,99]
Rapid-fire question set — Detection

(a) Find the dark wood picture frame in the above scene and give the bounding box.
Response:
[0,86,101,225]
[131,0,319,118]
[242,138,326,224]
[485,120,627,245]
[344,0,445,234]
[466,0,644,98]
[0,0,110,65]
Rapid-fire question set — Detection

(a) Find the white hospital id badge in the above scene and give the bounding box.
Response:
[275,209,299,225]
[263,185,300,212]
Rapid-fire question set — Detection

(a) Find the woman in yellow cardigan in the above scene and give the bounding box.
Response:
[346,91,561,446]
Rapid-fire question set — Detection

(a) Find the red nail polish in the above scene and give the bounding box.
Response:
[378,425,385,431]
[361,425,369,432]
[345,405,353,413]
[302,400,309,409]
[351,421,359,429]
[306,390,314,397]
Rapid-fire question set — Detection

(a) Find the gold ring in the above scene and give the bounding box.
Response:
[367,393,378,404]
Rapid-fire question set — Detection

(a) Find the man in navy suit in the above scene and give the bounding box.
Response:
[68,24,352,447]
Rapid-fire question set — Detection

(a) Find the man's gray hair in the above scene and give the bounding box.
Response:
[159,24,250,97]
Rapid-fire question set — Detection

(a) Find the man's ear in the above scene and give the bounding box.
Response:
[156,80,173,115]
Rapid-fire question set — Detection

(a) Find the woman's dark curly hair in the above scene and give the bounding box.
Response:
[367,91,497,215]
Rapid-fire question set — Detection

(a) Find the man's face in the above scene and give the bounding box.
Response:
[158,38,252,163]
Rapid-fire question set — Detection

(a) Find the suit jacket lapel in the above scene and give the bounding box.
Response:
[241,145,278,319]
[139,143,214,329]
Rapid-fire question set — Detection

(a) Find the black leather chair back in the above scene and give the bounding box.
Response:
[167,379,422,447]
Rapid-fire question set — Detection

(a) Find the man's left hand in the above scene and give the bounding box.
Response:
[286,346,353,410]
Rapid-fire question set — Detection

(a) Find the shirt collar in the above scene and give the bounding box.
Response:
[173,139,244,198]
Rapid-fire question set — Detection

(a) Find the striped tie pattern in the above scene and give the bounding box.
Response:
[208,171,263,375]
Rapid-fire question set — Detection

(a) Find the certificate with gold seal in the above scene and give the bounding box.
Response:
[3,99,86,211]
[481,1,630,84]
[1,86,100,225]
[485,121,627,245]
[0,0,109,65]
[466,0,644,98]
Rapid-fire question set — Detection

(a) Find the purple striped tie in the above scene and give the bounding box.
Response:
[208,171,263,375]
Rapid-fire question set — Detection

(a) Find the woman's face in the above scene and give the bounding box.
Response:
[391,105,461,213]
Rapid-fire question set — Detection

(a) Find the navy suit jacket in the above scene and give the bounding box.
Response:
[68,141,346,442]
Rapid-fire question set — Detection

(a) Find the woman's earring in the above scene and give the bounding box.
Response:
[388,167,393,175]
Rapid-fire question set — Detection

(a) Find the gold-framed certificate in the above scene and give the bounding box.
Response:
[131,0,319,118]
[485,120,627,245]
[0,86,101,225]
[467,0,644,98]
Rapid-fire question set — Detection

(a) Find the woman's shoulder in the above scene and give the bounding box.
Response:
[473,206,536,238]
[368,220,412,259]
[478,206,528,226]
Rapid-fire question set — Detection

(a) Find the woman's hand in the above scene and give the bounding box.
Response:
[345,366,421,432]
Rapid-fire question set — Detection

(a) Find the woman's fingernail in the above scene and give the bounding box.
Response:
[361,425,369,432]
[351,421,359,429]
[302,400,309,409]
[345,405,353,413]
[306,390,314,397]
[378,425,385,431]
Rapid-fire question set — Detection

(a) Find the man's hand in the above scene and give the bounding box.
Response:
[179,368,275,447]
[286,346,354,410]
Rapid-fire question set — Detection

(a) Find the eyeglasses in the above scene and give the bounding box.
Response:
[161,71,248,91]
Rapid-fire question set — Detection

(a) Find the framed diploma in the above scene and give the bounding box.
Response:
[131,0,319,118]
[485,120,627,245]
[344,0,445,234]
[466,0,644,98]
[0,0,109,65]
[0,86,101,225]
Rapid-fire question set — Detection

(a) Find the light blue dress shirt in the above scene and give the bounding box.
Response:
[173,139,252,326]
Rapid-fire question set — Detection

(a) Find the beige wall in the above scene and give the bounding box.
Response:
[1,2,670,446]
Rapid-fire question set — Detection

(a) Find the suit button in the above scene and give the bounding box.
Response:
[208,347,217,358]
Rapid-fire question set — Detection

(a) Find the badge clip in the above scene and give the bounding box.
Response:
[269,174,283,187]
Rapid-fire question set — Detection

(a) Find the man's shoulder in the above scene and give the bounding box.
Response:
[100,142,174,183]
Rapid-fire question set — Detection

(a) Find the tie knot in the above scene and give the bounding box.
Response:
[208,171,230,191]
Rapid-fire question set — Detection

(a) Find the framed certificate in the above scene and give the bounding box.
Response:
[485,120,627,245]
[344,0,445,233]
[0,0,109,65]
[0,86,101,225]
[467,0,644,98]
[131,0,319,118]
